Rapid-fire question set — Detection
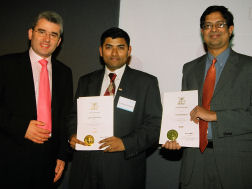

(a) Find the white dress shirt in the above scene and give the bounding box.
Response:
[100,64,126,96]
[29,47,52,105]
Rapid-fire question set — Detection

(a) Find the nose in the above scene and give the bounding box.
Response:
[44,34,51,42]
[210,24,217,32]
[111,48,118,56]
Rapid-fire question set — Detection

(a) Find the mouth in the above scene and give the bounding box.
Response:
[209,33,221,39]
[40,43,50,48]
[110,57,120,61]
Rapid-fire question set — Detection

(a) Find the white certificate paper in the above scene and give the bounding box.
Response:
[159,90,199,147]
[76,96,113,150]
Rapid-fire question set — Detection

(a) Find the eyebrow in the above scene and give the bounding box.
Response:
[105,44,125,47]
[204,20,225,23]
[37,28,59,35]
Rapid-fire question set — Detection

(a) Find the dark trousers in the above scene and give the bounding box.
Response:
[180,146,223,189]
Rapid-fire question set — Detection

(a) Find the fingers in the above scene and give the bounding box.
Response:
[30,120,45,126]
[69,134,87,149]
[27,133,49,144]
[190,106,217,122]
[162,141,181,150]
[103,145,113,152]
[99,139,112,151]
[99,137,125,152]
[25,120,51,144]
[190,106,200,123]
[99,136,113,144]
[54,160,65,183]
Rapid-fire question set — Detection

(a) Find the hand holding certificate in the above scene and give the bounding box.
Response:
[76,96,113,150]
[159,90,199,147]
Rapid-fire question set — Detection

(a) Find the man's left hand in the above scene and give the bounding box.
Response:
[99,136,125,152]
[53,159,65,183]
[190,105,217,123]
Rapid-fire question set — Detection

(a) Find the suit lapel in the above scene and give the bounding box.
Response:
[51,59,57,112]
[22,52,37,116]
[114,66,131,103]
[88,69,104,96]
[212,50,239,100]
[195,56,207,104]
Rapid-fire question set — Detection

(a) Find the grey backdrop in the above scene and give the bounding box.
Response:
[0,1,182,189]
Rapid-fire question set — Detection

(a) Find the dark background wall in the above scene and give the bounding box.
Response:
[0,1,182,189]
[0,0,120,91]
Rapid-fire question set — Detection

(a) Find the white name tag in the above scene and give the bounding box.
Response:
[117,96,136,112]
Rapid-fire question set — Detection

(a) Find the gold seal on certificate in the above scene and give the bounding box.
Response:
[167,129,178,141]
[84,135,94,146]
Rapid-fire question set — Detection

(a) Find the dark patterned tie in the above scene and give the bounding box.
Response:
[199,58,217,152]
[104,73,117,96]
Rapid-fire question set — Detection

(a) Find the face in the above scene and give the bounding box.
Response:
[201,11,234,53]
[99,37,131,71]
[28,18,61,58]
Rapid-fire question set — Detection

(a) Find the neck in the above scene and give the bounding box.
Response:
[208,46,229,57]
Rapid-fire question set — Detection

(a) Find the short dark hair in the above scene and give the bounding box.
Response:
[100,27,130,47]
[31,11,63,35]
[200,5,234,40]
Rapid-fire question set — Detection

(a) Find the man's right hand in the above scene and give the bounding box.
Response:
[69,134,87,149]
[162,140,181,150]
[24,120,51,144]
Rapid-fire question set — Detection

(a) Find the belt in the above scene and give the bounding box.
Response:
[206,141,213,148]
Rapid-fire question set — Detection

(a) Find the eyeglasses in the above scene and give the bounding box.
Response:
[202,21,227,30]
[33,29,60,40]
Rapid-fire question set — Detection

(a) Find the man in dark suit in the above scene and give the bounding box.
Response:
[163,5,252,189]
[67,27,162,189]
[0,11,73,189]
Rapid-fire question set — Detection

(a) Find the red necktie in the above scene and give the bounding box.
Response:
[199,58,217,152]
[37,59,52,132]
[104,73,117,96]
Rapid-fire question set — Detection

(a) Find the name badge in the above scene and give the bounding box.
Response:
[117,96,136,112]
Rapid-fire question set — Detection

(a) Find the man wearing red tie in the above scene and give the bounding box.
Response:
[163,5,252,189]
[67,27,162,189]
[0,11,73,188]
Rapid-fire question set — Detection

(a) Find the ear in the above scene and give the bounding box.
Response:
[127,45,132,56]
[28,28,33,40]
[56,37,62,47]
[200,28,204,36]
[99,46,103,57]
[228,25,234,37]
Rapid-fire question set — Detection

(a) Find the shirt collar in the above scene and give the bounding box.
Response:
[29,47,51,64]
[104,64,126,81]
[207,47,230,67]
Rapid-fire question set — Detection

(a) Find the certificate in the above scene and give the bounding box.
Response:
[76,96,113,150]
[159,90,199,147]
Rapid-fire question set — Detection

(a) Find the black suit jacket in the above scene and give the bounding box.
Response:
[0,52,73,188]
[67,66,162,189]
[181,50,252,189]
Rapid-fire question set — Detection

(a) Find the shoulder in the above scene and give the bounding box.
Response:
[183,54,206,70]
[0,52,27,64]
[182,54,206,76]
[52,57,72,74]
[231,50,252,65]
[125,66,158,82]
[224,50,252,75]
[78,69,104,82]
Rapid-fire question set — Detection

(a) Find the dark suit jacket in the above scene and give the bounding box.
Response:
[181,50,252,189]
[67,65,162,189]
[0,52,73,188]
